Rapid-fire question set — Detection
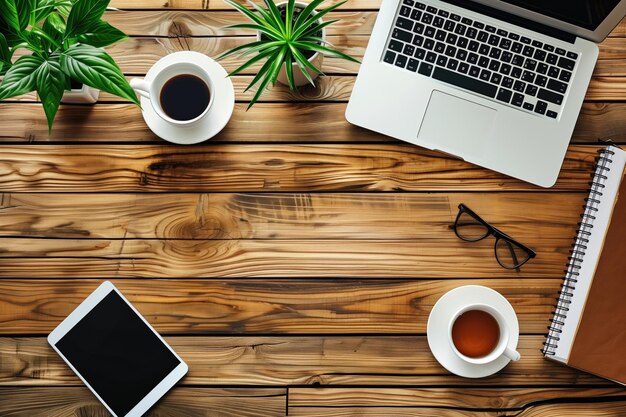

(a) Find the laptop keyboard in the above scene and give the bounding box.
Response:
[383,0,580,119]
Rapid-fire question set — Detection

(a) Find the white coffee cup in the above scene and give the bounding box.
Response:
[130,59,214,127]
[448,303,521,365]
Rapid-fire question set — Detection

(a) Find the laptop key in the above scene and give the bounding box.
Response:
[469,65,480,77]
[511,67,522,79]
[489,48,501,60]
[567,51,578,60]
[547,110,558,118]
[547,78,568,94]
[523,102,534,111]
[462,17,473,25]
[400,6,411,17]
[444,20,455,31]
[557,56,575,70]
[447,58,459,71]
[438,9,449,17]
[513,80,526,92]
[497,29,508,37]
[478,56,489,68]
[534,49,547,61]
[523,59,537,71]
[403,0,414,5]
[473,21,485,29]
[520,36,531,44]
[427,5,437,13]
[415,47,426,59]
[496,88,512,103]
[425,27,436,38]
[446,33,458,45]
[522,45,534,57]
[468,53,478,64]
[538,88,564,105]
[437,55,448,66]
[543,44,554,52]
[511,42,523,53]
[384,51,396,64]
[546,53,558,64]
[393,28,413,42]
[521,70,535,83]
[433,16,445,28]
[415,1,425,9]
[478,31,489,42]
[479,44,490,55]
[432,66,497,97]
[413,22,424,34]
[426,51,437,62]
[436,29,447,41]
[488,34,500,46]
[559,70,572,82]
[555,47,566,55]
[404,44,416,56]
[457,37,468,48]
[450,13,461,21]
[535,75,547,87]
[511,55,524,66]
[395,54,408,68]
[537,63,548,75]
[412,34,424,46]
[500,38,512,50]
[501,52,513,63]
[424,39,435,50]
[456,49,468,61]
[508,32,519,40]
[532,40,542,48]
[454,24,467,36]
[435,42,445,53]
[418,61,433,76]
[411,9,423,21]
[468,40,479,51]
[396,17,413,31]
[548,66,559,78]
[491,73,502,84]
[466,27,478,39]
[535,100,547,115]
[512,93,524,106]
[480,69,491,81]
[489,60,500,71]
[421,13,433,24]
[445,45,457,57]
[407,58,419,72]
[486,25,496,33]
[458,62,469,74]
[525,84,538,96]
[502,76,513,88]
[500,64,511,75]
[389,40,404,52]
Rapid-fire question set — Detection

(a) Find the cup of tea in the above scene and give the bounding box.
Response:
[448,303,520,365]
[130,60,214,127]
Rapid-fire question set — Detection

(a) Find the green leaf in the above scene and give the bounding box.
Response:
[76,19,127,47]
[45,11,66,33]
[293,1,346,40]
[261,0,286,36]
[0,0,21,33]
[300,18,337,39]
[0,55,43,100]
[244,47,278,93]
[226,46,278,77]
[33,0,62,23]
[216,39,283,60]
[60,44,139,104]
[65,0,109,38]
[292,0,325,33]
[285,0,295,37]
[36,57,65,131]
[289,44,317,85]
[293,40,360,63]
[283,48,295,90]
[0,33,11,67]
[17,0,36,29]
[40,13,64,52]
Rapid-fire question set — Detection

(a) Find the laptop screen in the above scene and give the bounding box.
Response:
[498,0,621,30]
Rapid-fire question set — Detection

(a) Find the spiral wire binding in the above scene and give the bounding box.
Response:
[543,147,616,356]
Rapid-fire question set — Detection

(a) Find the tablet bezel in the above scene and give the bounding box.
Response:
[48,281,188,417]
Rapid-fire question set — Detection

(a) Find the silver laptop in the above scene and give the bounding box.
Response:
[347,0,626,187]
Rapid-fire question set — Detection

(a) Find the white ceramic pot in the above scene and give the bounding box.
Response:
[257,1,326,87]
[61,84,100,104]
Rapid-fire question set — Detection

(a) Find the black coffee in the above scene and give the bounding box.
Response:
[160,74,210,121]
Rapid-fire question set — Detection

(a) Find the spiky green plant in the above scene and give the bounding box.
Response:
[218,0,359,109]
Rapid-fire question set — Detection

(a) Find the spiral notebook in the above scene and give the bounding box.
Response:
[543,145,626,385]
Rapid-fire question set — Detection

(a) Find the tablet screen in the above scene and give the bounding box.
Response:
[55,290,181,416]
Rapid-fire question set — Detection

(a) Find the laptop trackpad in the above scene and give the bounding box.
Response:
[417,90,497,159]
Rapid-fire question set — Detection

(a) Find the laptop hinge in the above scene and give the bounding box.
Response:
[439,0,577,44]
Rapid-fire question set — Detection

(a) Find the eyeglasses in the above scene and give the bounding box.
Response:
[453,204,536,270]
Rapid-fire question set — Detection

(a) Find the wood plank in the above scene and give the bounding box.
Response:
[0,144,600,192]
[289,387,626,409]
[0,336,608,386]
[288,402,626,417]
[0,387,286,416]
[11,73,625,103]
[109,0,382,10]
[104,10,377,36]
[0,278,560,335]
[0,237,569,278]
[0,192,583,240]
[0,102,622,143]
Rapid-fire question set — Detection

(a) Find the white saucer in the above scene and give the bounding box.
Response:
[139,51,235,145]
[427,285,520,378]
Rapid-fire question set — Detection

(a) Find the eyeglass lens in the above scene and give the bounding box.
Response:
[455,210,490,241]
[495,237,532,269]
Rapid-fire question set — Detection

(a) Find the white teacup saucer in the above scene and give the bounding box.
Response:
[139,51,235,145]
[427,285,520,378]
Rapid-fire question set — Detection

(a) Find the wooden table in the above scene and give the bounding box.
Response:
[2,1,626,416]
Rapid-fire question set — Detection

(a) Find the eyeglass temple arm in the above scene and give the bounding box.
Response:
[504,239,521,273]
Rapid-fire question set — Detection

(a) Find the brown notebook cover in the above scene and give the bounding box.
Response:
[567,172,626,384]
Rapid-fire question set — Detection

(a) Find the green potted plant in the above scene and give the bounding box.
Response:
[218,0,359,108]
[0,0,139,130]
